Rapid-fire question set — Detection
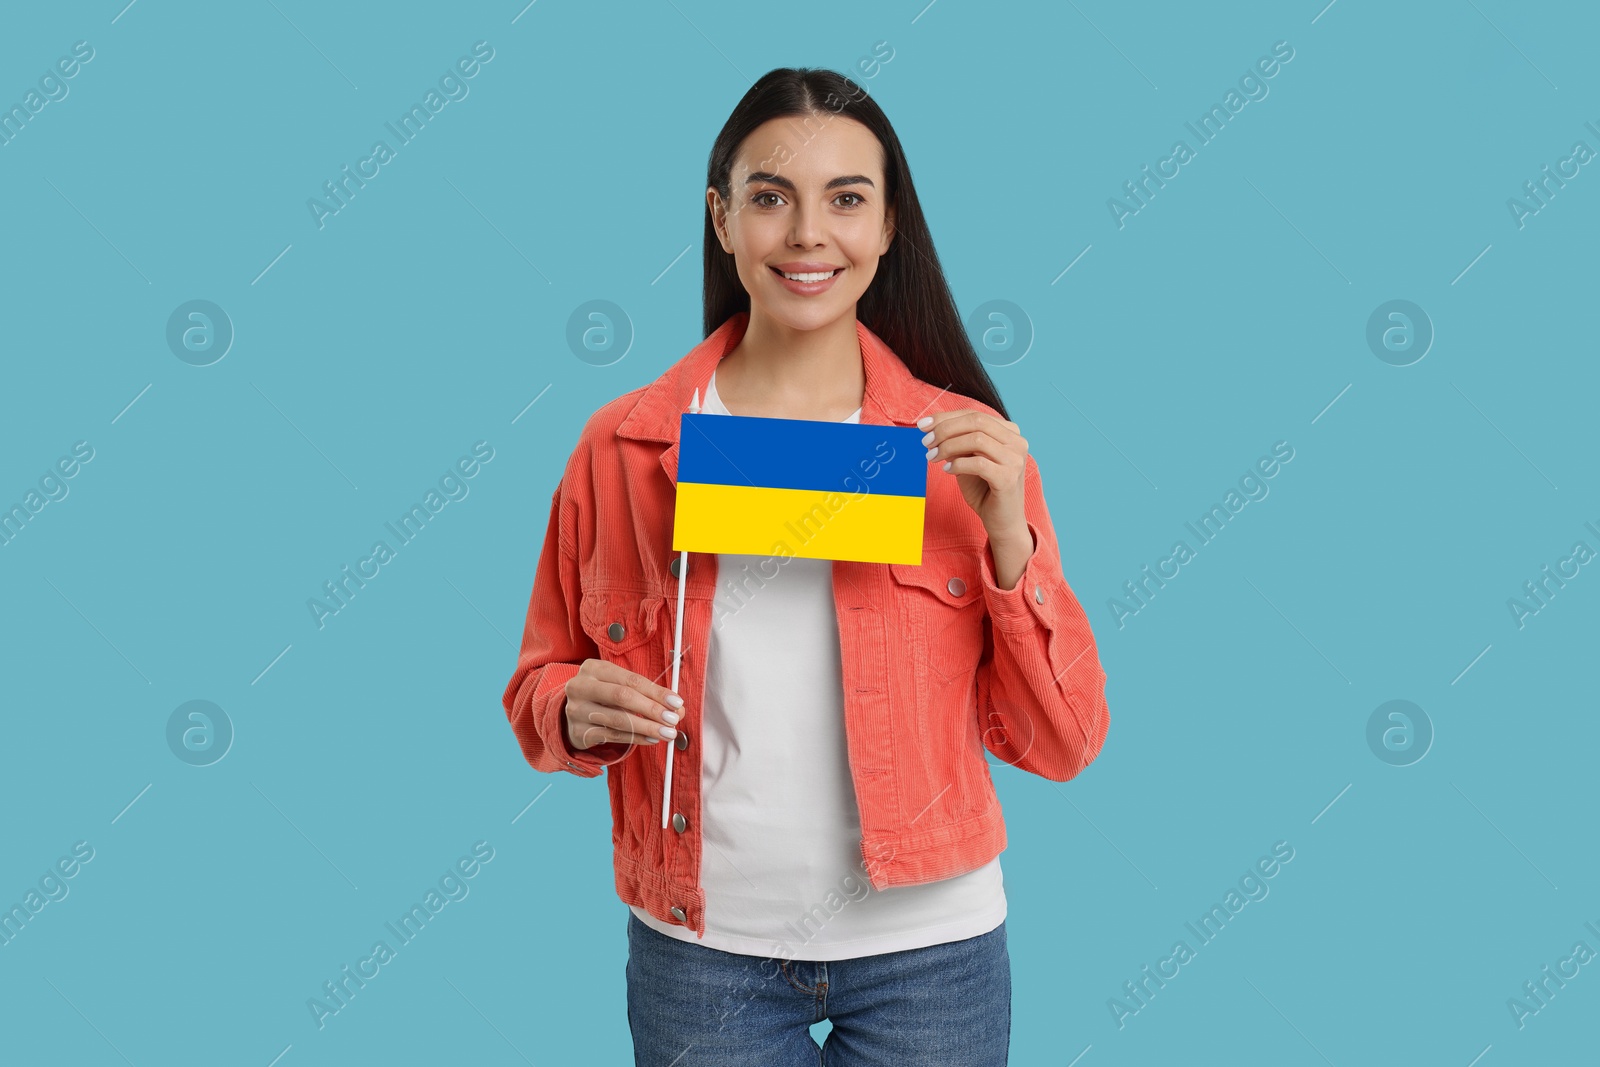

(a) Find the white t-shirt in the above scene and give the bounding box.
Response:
[629,368,1006,960]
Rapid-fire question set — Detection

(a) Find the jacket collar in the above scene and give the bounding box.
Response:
[616,311,932,485]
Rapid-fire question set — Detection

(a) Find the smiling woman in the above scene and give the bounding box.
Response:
[698,74,1009,425]
[501,64,1110,1067]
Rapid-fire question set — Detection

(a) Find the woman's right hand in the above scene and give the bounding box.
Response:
[564,658,684,751]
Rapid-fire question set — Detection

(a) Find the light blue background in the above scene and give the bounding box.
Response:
[2,1,1595,1063]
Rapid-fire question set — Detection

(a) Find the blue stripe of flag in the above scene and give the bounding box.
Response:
[677,413,928,497]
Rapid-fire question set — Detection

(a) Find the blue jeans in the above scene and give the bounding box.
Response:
[626,911,1011,1066]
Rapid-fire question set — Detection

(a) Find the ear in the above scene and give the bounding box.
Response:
[879,200,896,256]
[707,187,733,253]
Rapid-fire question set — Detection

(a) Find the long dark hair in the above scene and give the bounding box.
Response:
[702,67,1009,421]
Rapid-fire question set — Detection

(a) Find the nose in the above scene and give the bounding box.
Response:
[788,199,824,247]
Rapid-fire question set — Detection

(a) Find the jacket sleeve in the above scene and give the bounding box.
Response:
[501,480,631,777]
[974,452,1110,782]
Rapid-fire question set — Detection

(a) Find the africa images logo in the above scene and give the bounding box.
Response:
[306,41,495,229]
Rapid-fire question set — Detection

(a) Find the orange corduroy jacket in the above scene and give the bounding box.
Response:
[501,311,1109,938]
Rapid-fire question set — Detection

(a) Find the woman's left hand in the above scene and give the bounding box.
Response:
[917,410,1030,545]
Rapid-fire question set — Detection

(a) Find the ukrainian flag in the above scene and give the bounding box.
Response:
[673,411,928,564]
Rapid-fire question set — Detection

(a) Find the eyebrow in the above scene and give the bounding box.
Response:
[743,171,876,192]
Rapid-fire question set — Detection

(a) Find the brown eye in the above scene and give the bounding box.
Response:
[836,193,865,207]
[753,192,783,207]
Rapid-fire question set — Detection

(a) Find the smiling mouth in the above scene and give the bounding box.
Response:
[770,266,844,282]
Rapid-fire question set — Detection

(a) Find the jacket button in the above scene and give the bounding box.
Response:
[669,556,682,578]
[947,576,966,597]
[670,906,687,922]
[674,728,689,751]
[672,813,687,833]
[607,621,626,642]
[1034,583,1044,604]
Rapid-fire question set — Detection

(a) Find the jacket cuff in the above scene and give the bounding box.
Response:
[978,520,1053,635]
[557,726,630,776]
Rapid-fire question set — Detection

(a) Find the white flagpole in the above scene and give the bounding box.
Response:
[662,387,699,829]
[662,548,686,829]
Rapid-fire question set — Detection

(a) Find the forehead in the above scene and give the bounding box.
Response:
[732,114,884,183]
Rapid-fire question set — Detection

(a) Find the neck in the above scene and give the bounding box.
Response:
[715,309,865,420]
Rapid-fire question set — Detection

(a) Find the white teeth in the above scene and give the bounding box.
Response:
[779,269,838,282]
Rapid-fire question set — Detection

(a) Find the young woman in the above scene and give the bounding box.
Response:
[502,67,1110,1066]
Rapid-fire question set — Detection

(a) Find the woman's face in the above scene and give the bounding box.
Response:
[708,113,896,332]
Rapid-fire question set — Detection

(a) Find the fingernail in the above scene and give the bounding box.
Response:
[942,461,952,471]
[666,693,684,708]
[916,416,933,429]
[663,710,680,724]
[659,725,678,739]
[925,447,937,460]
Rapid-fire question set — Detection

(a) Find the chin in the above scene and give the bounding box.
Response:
[755,302,852,333]
[757,282,869,328]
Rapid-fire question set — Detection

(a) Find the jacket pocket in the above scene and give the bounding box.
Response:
[577,588,668,716]
[888,543,990,820]
[579,587,661,660]
[889,542,988,690]
[577,587,663,854]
